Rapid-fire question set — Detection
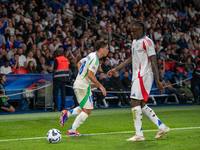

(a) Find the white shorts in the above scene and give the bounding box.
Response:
[74,85,93,109]
[130,72,153,101]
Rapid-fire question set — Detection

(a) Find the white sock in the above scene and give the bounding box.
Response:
[69,111,88,132]
[131,106,143,136]
[142,105,165,130]
[68,106,82,117]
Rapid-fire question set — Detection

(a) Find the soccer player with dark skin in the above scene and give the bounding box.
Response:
[107,20,170,141]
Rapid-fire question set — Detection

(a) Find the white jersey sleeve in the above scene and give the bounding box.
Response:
[88,55,99,73]
[144,37,156,57]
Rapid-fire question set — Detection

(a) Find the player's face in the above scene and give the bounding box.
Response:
[101,44,109,57]
[131,27,143,39]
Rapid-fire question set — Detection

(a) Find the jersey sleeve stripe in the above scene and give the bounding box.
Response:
[143,41,147,51]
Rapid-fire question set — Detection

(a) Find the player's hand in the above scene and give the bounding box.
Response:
[100,85,106,96]
[107,68,117,78]
[156,81,165,94]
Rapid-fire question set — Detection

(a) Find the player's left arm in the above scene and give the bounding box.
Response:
[146,38,165,94]
[107,56,132,77]
[150,55,164,94]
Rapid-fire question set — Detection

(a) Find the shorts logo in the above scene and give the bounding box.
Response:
[132,93,136,97]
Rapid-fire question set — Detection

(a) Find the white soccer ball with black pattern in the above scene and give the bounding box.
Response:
[47,129,61,143]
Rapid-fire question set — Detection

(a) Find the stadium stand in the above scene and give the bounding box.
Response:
[0,0,199,110]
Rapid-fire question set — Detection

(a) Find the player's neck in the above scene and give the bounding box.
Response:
[95,51,101,59]
[137,35,145,40]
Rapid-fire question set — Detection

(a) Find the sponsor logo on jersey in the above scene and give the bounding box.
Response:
[87,55,91,60]
[92,66,96,70]
[136,42,140,48]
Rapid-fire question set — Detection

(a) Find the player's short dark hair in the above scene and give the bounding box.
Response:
[95,41,108,51]
[131,19,146,34]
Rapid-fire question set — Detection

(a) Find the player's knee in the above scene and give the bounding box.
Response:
[82,108,92,115]
[141,100,146,108]
[130,99,141,107]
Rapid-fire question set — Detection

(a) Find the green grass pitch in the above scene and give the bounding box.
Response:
[0,106,200,150]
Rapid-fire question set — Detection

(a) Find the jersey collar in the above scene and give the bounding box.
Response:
[95,52,99,59]
[138,35,146,40]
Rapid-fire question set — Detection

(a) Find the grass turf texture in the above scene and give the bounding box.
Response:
[0,106,199,150]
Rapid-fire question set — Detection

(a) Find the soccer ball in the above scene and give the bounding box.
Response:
[47,129,61,143]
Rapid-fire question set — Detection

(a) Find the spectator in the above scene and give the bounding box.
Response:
[0,60,12,74]
[94,72,110,108]
[10,53,20,69]
[5,36,14,51]
[159,70,186,103]
[0,34,6,46]
[44,49,53,66]
[184,30,191,43]
[157,58,163,71]
[171,69,194,102]
[36,57,52,74]
[34,49,42,66]
[0,74,15,113]
[172,29,181,43]
[169,48,178,61]
[5,22,15,36]
[101,59,111,73]
[26,51,37,68]
[110,72,130,107]
[177,34,188,50]
[7,45,17,59]
[0,50,9,67]
[49,39,60,53]
[46,7,54,21]
[122,71,131,90]
[17,47,27,68]
[192,36,200,50]
[13,34,24,48]
[118,60,126,73]
[27,61,37,74]
[37,37,47,50]
[187,39,195,50]
[185,57,194,72]
[182,71,191,88]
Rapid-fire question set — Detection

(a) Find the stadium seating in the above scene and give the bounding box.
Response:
[164,62,172,72]
[176,67,185,72]
[15,69,28,74]
[11,69,17,74]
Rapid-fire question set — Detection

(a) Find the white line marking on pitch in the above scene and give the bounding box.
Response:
[0,126,200,142]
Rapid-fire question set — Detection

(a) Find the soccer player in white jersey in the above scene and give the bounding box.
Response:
[107,20,170,141]
[60,41,109,136]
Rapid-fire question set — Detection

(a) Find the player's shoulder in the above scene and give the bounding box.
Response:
[142,36,154,47]
[86,52,96,61]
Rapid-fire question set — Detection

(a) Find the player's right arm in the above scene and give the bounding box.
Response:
[87,70,106,96]
[107,56,132,77]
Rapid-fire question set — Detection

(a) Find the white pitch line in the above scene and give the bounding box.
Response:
[0,126,200,142]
